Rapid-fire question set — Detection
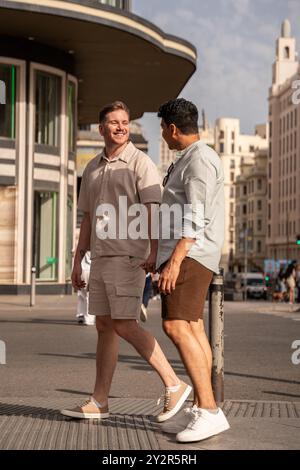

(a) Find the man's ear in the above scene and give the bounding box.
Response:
[99,124,104,137]
[170,123,177,138]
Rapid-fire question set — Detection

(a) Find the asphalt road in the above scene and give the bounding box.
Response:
[0,296,299,402]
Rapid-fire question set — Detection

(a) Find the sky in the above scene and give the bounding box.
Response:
[132,0,300,163]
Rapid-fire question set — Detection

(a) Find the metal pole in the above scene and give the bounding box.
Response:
[30,266,36,307]
[209,268,225,404]
[244,228,248,301]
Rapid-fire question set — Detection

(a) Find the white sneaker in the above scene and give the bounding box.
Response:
[176,407,230,443]
[160,405,197,434]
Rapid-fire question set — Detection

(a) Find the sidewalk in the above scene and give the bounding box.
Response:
[0,295,299,450]
[0,396,299,450]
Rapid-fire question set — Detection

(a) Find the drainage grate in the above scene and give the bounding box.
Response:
[0,398,160,450]
[222,400,300,419]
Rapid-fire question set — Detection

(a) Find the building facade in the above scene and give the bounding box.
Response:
[235,149,268,272]
[0,0,196,293]
[267,20,300,263]
[214,119,268,272]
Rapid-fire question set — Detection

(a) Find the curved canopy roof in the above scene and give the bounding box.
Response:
[0,0,197,122]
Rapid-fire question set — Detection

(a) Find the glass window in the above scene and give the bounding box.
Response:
[97,0,125,8]
[0,64,16,139]
[33,191,58,281]
[257,219,262,231]
[65,194,74,279]
[35,72,61,147]
[67,82,76,153]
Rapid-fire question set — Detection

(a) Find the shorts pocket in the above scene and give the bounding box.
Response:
[128,256,144,269]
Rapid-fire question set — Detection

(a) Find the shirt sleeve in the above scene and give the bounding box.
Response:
[77,168,90,212]
[136,154,162,204]
[182,157,216,239]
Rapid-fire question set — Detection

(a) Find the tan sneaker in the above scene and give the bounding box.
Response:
[61,397,109,419]
[157,381,192,422]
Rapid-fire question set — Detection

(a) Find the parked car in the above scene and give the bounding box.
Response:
[235,273,267,299]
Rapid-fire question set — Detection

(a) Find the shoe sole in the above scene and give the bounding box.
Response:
[176,422,230,443]
[157,385,192,423]
[61,410,110,419]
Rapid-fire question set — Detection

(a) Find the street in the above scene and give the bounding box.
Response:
[0,295,299,450]
[0,296,299,402]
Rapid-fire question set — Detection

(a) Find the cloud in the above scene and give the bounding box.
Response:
[133,0,300,158]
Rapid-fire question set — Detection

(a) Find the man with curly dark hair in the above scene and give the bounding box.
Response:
[156,98,230,443]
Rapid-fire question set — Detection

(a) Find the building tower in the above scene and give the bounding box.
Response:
[267,20,300,263]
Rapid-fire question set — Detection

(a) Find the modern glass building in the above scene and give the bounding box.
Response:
[0,0,196,294]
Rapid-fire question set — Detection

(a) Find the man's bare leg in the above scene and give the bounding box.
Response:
[190,319,213,404]
[112,319,180,387]
[163,319,217,409]
[190,319,212,372]
[93,316,119,405]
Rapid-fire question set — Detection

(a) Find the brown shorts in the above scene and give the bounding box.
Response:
[161,257,213,322]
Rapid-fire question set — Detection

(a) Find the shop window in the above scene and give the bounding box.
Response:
[33,192,58,281]
[0,64,16,139]
[68,81,76,153]
[35,71,61,147]
[65,194,74,279]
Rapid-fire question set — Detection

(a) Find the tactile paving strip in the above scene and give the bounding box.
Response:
[0,398,299,450]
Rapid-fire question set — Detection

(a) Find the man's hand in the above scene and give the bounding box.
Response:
[141,250,157,273]
[71,261,86,291]
[158,259,181,295]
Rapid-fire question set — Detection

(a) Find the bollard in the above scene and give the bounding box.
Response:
[209,268,224,404]
[30,266,36,307]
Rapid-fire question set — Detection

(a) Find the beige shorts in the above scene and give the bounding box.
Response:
[88,256,145,320]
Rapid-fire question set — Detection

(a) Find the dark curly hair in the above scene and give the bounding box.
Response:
[158,98,199,135]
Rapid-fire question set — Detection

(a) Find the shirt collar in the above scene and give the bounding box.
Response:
[174,139,201,161]
[98,141,135,164]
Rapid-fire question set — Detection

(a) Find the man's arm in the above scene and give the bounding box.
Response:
[158,238,196,295]
[71,212,91,290]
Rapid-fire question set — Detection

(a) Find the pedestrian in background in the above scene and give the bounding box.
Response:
[140,273,152,322]
[285,261,297,307]
[76,251,95,326]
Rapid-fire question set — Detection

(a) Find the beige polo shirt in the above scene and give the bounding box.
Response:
[78,141,162,260]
